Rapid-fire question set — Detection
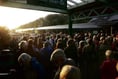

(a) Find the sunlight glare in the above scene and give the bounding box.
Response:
[0,6,56,30]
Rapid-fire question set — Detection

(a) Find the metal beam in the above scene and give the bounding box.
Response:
[67,3,73,7]
[0,1,67,14]
[71,5,118,21]
[68,0,79,5]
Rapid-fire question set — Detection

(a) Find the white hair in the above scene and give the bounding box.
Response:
[18,53,32,65]
[50,49,66,62]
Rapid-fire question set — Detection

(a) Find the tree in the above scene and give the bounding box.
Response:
[44,14,68,26]
[17,14,68,29]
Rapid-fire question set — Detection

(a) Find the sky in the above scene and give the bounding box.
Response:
[0,0,82,30]
[0,6,57,30]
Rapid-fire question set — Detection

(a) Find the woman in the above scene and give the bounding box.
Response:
[100,50,118,79]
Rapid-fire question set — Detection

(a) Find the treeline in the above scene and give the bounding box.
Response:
[18,14,69,29]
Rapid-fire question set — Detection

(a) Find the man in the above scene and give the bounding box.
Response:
[50,49,76,79]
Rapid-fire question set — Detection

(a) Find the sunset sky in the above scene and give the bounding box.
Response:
[0,6,57,30]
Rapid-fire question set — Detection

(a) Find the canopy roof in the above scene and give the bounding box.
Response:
[67,0,95,9]
[89,14,118,26]
[1,0,117,21]
[67,0,83,9]
[17,23,100,32]
[0,0,96,13]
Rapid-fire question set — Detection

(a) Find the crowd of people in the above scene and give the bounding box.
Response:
[0,28,118,79]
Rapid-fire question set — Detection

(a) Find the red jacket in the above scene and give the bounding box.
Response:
[100,58,118,79]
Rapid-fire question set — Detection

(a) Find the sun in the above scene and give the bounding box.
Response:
[0,6,57,30]
[6,24,19,30]
[0,17,21,30]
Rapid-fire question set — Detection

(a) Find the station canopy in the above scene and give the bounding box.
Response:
[67,0,95,9]
[0,0,96,13]
[0,0,117,22]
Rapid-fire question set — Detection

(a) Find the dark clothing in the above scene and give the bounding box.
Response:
[53,58,76,79]
[39,46,53,79]
[78,47,84,65]
[40,46,53,68]
[82,44,99,79]
[64,46,78,65]
[99,44,111,65]
[31,57,46,79]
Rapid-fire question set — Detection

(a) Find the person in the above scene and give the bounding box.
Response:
[18,53,46,79]
[50,49,76,79]
[100,50,118,79]
[37,36,43,50]
[0,27,16,79]
[99,37,112,65]
[116,62,118,79]
[39,41,53,79]
[64,38,78,65]
[59,65,81,79]
[27,39,36,57]
[82,38,98,79]
[77,40,85,66]
[77,40,85,79]
[55,38,65,50]
[27,38,41,60]
[0,27,11,50]
[18,40,28,56]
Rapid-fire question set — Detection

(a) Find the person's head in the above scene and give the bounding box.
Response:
[59,65,81,79]
[56,40,64,49]
[50,49,66,67]
[43,41,50,48]
[99,36,105,44]
[22,36,27,41]
[18,41,28,51]
[79,40,84,48]
[105,50,112,59]
[86,38,93,45]
[56,42,61,48]
[28,39,34,46]
[57,38,63,43]
[67,39,75,47]
[93,35,97,41]
[18,53,32,67]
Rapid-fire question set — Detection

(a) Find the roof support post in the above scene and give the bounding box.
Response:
[110,26,112,35]
[68,13,73,37]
